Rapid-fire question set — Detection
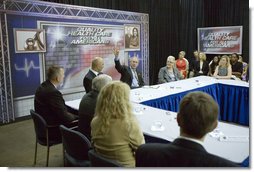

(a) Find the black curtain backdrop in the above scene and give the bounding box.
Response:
[42,0,249,85]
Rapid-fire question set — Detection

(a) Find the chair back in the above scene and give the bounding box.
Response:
[30,109,47,140]
[88,149,122,167]
[60,125,91,164]
[30,109,62,166]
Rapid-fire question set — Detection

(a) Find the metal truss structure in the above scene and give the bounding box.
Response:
[0,1,14,123]
[0,0,149,123]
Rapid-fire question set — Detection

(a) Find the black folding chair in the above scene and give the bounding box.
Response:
[88,149,123,167]
[30,109,62,166]
[60,125,91,167]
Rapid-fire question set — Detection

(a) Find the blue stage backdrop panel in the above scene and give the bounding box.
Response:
[8,15,41,98]
[6,1,149,99]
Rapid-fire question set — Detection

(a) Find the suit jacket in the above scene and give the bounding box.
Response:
[231,61,243,78]
[34,80,76,126]
[78,90,99,140]
[114,59,144,88]
[83,69,97,93]
[158,66,181,84]
[136,138,239,167]
[194,61,209,76]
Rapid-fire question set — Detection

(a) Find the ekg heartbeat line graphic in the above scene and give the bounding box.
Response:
[15,58,40,77]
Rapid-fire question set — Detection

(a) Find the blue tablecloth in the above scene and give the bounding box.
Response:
[141,83,249,126]
[241,157,249,167]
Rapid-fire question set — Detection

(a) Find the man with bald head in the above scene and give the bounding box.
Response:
[83,57,104,93]
[113,48,144,88]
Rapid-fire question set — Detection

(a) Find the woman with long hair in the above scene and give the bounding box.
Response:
[193,52,209,77]
[213,55,232,79]
[129,27,139,48]
[208,55,220,76]
[91,81,145,167]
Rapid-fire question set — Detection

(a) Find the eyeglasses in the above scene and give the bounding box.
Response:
[167,61,174,64]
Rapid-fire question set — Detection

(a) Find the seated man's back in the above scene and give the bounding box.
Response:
[35,80,73,125]
[78,74,112,140]
[34,66,77,126]
[136,139,239,167]
[136,91,239,167]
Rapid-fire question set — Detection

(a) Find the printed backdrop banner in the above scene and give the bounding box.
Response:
[39,21,127,94]
[198,26,242,54]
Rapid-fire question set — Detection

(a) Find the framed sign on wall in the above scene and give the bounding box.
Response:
[198,26,242,54]
[14,28,46,53]
[124,24,140,51]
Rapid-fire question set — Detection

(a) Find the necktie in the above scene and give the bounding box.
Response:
[131,69,139,87]
[133,69,138,80]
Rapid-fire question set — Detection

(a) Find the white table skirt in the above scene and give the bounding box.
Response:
[66,99,249,163]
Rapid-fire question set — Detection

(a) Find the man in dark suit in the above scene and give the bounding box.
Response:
[83,57,104,93]
[230,53,243,79]
[113,48,144,88]
[136,91,239,167]
[78,74,112,140]
[188,50,199,78]
[34,65,78,138]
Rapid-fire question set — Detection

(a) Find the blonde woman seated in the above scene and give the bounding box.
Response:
[91,81,145,167]
[194,52,209,76]
[158,56,182,84]
[213,55,232,79]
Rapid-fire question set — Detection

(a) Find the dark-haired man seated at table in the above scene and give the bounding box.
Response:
[136,91,239,167]
[230,53,243,80]
[34,65,78,139]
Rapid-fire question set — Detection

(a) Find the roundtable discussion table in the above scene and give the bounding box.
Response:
[130,76,249,126]
[65,75,249,166]
[66,102,249,165]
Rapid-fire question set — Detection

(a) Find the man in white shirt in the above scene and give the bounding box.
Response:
[113,48,144,88]
[83,57,104,93]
